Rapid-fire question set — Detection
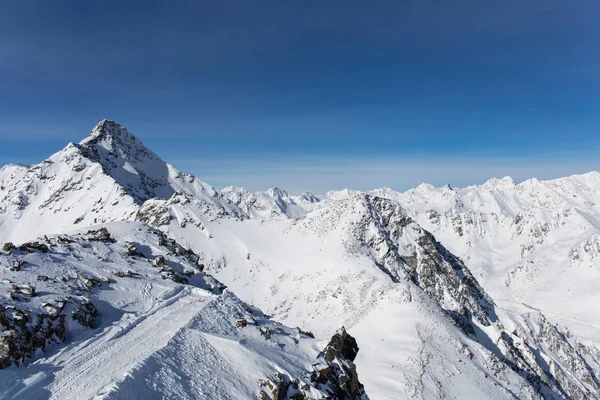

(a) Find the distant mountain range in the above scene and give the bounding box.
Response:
[1,120,599,399]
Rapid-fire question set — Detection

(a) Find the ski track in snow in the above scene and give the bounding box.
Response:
[13,287,211,400]
[50,289,207,400]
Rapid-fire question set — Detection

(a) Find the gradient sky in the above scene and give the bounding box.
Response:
[1,1,599,193]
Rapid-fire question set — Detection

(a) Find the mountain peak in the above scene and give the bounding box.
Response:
[93,118,124,133]
[76,120,175,203]
[80,119,138,147]
[481,176,515,191]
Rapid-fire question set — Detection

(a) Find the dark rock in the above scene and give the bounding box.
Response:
[79,274,102,291]
[236,319,248,328]
[324,326,359,362]
[0,303,69,369]
[167,273,187,284]
[315,327,367,399]
[154,256,166,267]
[111,270,138,278]
[264,327,367,399]
[259,373,295,400]
[2,242,14,252]
[10,284,35,298]
[294,327,315,338]
[86,227,114,243]
[10,260,26,272]
[18,242,49,253]
[72,299,98,328]
[124,243,139,257]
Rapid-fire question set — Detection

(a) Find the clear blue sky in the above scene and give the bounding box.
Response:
[1,1,599,193]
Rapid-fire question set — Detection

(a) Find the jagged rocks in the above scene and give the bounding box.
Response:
[323,326,359,362]
[11,284,35,298]
[136,201,173,227]
[359,195,495,334]
[111,270,138,278]
[71,298,98,328]
[2,242,14,253]
[79,274,103,291]
[57,236,75,244]
[0,302,68,369]
[293,327,315,338]
[260,373,297,400]
[18,241,49,253]
[10,259,26,272]
[163,272,188,284]
[153,255,166,267]
[260,327,367,400]
[124,242,140,257]
[85,227,114,243]
[236,319,248,328]
[314,327,366,399]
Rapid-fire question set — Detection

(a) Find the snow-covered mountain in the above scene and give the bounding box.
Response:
[1,120,599,399]
[0,120,243,244]
[141,189,600,399]
[221,186,322,220]
[370,174,600,347]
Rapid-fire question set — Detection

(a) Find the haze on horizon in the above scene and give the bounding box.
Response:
[1,1,599,193]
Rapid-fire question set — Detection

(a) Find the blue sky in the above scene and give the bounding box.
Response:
[1,1,599,193]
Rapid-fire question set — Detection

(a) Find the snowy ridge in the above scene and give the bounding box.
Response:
[368,172,600,348]
[222,186,323,219]
[0,222,367,399]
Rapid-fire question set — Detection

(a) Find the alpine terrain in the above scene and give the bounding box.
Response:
[1,120,599,399]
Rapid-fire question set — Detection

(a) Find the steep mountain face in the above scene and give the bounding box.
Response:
[77,119,175,202]
[1,120,599,399]
[349,195,600,399]
[0,120,242,244]
[0,222,366,400]
[370,174,600,346]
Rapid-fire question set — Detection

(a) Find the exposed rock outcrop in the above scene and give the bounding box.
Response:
[0,296,97,369]
[259,327,368,400]
[354,194,600,399]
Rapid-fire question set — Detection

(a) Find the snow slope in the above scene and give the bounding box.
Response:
[0,222,366,399]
